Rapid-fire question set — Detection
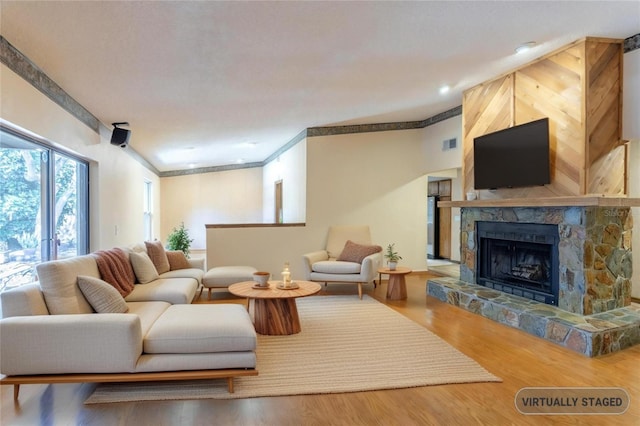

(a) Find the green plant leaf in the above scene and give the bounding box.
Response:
[166,222,193,258]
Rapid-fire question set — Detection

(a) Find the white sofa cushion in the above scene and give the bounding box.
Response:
[126,301,170,337]
[0,283,49,318]
[160,268,205,284]
[36,255,98,314]
[129,251,160,284]
[77,276,129,313]
[125,277,197,305]
[135,352,257,372]
[144,304,257,354]
[312,260,361,274]
[0,314,142,375]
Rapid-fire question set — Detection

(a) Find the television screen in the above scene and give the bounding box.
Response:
[473,118,550,190]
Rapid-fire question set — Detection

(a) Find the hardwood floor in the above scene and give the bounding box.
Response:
[2,272,638,425]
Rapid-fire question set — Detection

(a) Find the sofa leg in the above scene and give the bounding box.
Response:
[227,377,234,393]
[208,288,212,300]
[358,283,363,299]
[13,384,19,401]
[197,285,204,300]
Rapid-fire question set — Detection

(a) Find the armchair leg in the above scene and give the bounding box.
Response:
[358,283,363,299]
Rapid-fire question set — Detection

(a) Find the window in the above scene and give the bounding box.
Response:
[143,179,153,241]
[0,125,89,291]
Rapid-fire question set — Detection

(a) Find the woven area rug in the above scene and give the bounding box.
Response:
[85,295,500,403]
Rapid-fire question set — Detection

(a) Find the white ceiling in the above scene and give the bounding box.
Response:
[1,1,639,172]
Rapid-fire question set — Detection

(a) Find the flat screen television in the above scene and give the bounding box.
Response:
[473,118,550,190]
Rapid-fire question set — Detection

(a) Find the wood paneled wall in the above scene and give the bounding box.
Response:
[463,37,625,199]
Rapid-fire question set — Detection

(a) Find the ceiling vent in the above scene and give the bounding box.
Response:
[442,138,457,151]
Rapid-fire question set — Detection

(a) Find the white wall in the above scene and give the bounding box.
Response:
[421,116,463,173]
[160,167,263,249]
[421,116,463,262]
[1,64,161,250]
[207,127,434,277]
[306,129,429,268]
[205,117,464,277]
[623,49,640,141]
[624,48,640,299]
[262,140,306,223]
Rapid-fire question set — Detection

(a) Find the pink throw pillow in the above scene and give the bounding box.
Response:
[336,240,382,264]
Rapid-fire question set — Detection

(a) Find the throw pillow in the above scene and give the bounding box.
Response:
[91,248,136,297]
[145,240,170,274]
[166,250,192,271]
[77,275,129,313]
[129,251,160,283]
[336,240,382,264]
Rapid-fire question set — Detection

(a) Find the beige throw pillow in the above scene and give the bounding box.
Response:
[336,240,382,264]
[77,275,129,313]
[166,250,192,271]
[129,251,160,283]
[145,240,170,274]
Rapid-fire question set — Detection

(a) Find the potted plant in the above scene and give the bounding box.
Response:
[385,243,402,270]
[166,222,193,258]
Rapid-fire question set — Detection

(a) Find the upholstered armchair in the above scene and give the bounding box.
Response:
[302,225,382,299]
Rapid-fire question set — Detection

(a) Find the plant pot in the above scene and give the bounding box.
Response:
[388,261,397,271]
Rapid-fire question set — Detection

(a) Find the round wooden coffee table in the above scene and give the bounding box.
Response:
[229,280,321,335]
[378,266,411,300]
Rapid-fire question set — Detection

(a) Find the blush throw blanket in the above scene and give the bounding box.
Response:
[91,248,136,297]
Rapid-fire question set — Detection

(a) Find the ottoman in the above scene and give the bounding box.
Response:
[201,266,257,299]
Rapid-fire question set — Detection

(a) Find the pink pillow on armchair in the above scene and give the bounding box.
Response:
[336,240,382,264]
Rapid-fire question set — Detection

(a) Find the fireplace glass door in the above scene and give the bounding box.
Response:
[477,221,559,305]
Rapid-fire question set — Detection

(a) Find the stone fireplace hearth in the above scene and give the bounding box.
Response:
[427,197,640,357]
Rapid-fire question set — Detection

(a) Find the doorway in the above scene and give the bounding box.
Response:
[427,178,451,260]
[274,180,283,224]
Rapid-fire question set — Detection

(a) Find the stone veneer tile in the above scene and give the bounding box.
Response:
[546,321,571,343]
[565,329,590,354]
[520,313,547,338]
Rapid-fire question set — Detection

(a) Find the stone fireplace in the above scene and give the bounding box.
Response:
[461,205,632,315]
[427,198,640,357]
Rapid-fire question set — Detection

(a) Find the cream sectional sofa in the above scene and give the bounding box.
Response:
[0,247,257,399]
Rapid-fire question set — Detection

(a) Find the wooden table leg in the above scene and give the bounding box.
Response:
[386,275,407,300]
[252,298,301,335]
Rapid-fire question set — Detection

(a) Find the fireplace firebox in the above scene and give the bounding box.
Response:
[476,221,559,305]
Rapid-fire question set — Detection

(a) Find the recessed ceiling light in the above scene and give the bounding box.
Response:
[237,158,245,164]
[188,163,196,169]
[515,41,536,54]
[439,85,450,95]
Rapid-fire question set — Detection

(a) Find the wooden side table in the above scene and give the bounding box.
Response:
[228,280,321,335]
[377,266,411,300]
